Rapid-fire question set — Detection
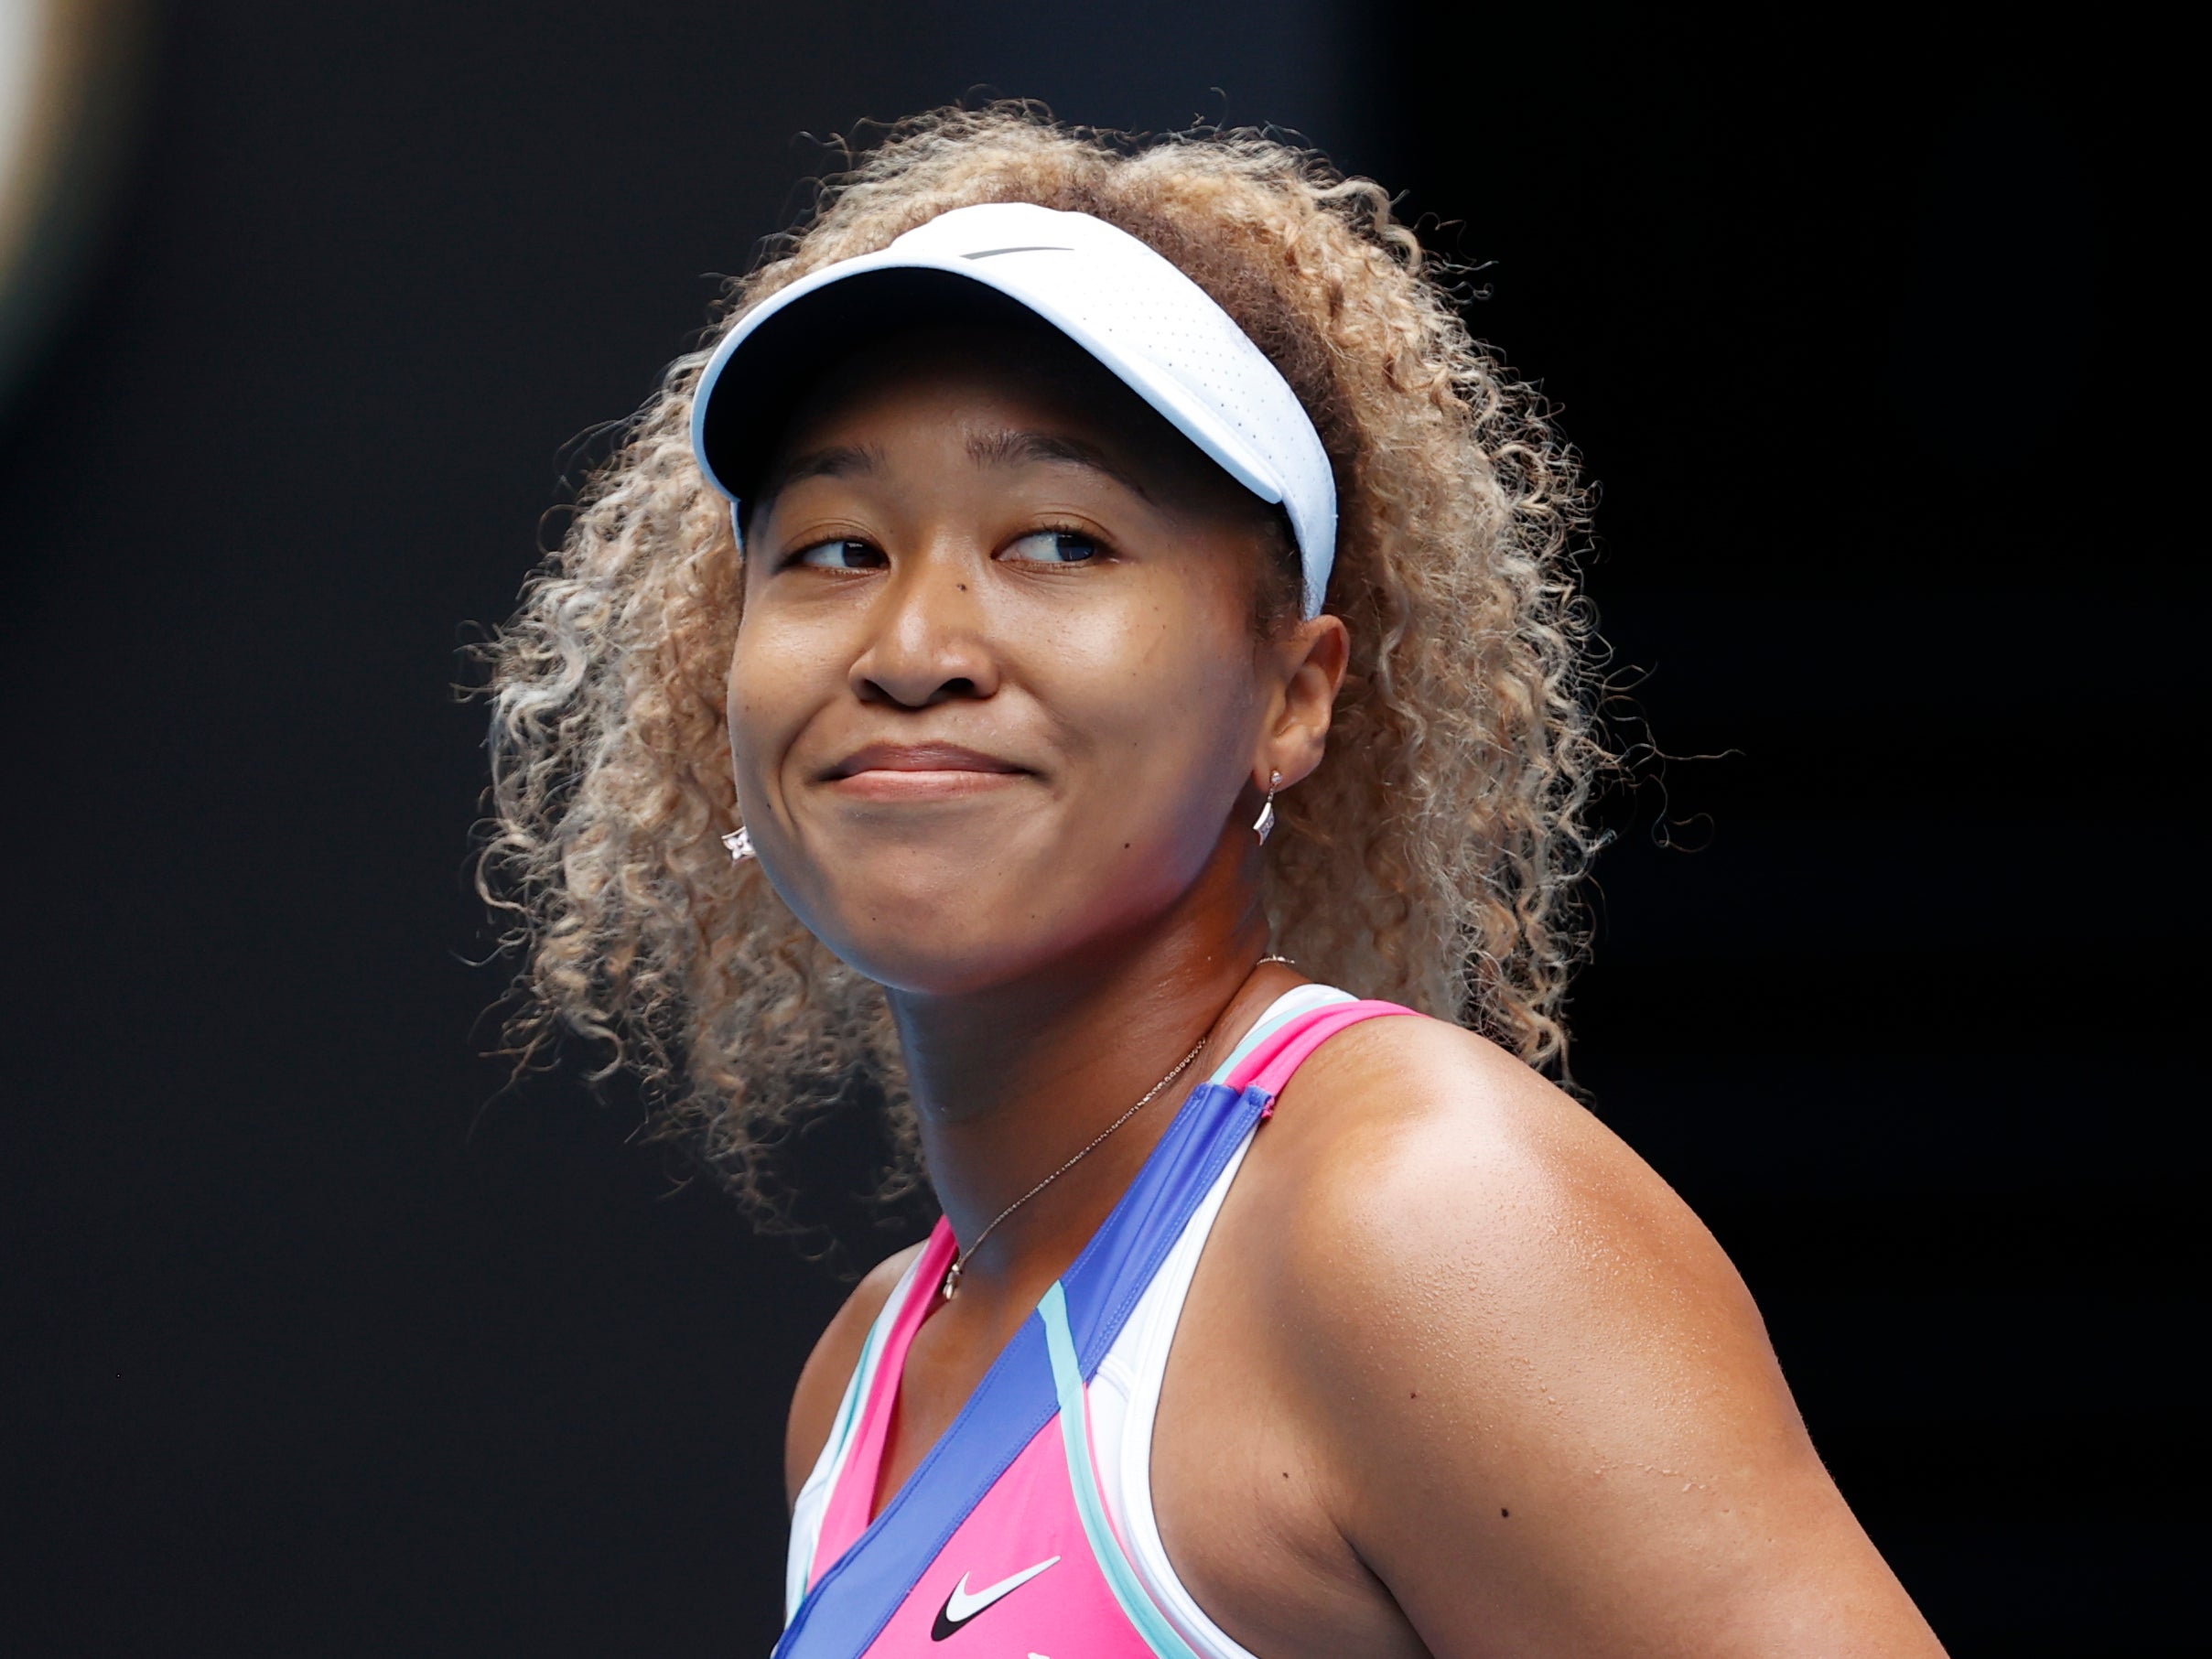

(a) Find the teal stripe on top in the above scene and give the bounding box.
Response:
[1020,983,1354,1655]
[1207,982,1354,1087]
[1041,1281,1207,1659]
[789,1278,896,1619]
[790,984,1353,1640]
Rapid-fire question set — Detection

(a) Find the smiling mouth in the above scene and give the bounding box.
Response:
[823,742,1030,800]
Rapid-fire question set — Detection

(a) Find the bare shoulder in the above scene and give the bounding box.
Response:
[1245,1010,1943,1654]
[1264,1008,1716,1298]
[1251,1009,1764,1447]
[783,1240,927,1508]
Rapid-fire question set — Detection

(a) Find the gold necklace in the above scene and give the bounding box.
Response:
[941,1031,1213,1301]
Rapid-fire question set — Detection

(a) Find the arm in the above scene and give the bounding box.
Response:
[784,1242,925,1508]
[1282,1020,1945,1657]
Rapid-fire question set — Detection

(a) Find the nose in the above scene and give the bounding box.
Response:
[847,554,1001,708]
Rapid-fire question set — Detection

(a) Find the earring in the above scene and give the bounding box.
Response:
[721,826,754,864]
[1253,770,1281,845]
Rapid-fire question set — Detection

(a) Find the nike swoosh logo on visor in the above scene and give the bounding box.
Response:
[930,1555,1062,1640]
[959,245,1074,259]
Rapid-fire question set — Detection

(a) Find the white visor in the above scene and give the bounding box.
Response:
[690,201,1338,617]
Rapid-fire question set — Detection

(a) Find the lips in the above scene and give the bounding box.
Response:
[822,741,1030,798]
[826,742,1027,780]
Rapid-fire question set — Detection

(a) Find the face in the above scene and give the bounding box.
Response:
[726,327,1340,996]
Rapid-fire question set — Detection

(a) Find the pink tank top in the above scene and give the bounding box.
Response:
[774,994,1416,1658]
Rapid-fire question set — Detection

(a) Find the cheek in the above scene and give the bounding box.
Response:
[724,618,817,805]
[1031,609,1260,824]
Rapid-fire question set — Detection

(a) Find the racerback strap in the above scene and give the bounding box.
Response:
[780,990,1418,1659]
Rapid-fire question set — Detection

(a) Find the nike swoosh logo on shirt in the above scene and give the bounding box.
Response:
[929,1555,1062,1640]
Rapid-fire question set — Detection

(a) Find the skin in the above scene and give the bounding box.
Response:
[731,328,1946,1657]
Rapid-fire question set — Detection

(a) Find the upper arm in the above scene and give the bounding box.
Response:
[1280,1020,1944,1658]
[783,1242,925,1509]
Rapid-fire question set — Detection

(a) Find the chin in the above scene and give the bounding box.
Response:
[804,875,1060,997]
[836,883,1179,1001]
[782,839,1190,997]
[831,925,1056,998]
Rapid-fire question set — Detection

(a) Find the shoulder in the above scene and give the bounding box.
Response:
[1237,1010,1941,1650]
[1261,1007,1705,1287]
[1268,1006,1731,1285]
[1255,1007,1769,1422]
[783,1239,928,1507]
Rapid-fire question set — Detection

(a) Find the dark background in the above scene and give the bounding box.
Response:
[3,5,2188,1655]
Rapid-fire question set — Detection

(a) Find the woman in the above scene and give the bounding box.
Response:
[485,109,1943,1657]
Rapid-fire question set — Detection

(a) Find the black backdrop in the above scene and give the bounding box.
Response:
[3,6,2186,1655]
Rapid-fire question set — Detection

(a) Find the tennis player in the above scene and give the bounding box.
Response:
[485,108,1944,1658]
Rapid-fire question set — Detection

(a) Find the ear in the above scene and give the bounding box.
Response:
[1254,613,1350,790]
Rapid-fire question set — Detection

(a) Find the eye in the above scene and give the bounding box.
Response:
[792,538,884,570]
[1001,529,1101,564]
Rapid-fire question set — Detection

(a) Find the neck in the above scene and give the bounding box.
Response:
[886,836,1292,1302]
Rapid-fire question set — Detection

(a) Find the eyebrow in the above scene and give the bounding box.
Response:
[753,442,882,501]
[966,428,1153,500]
[753,427,1153,512]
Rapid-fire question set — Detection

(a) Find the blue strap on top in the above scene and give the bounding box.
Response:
[774,988,1354,1659]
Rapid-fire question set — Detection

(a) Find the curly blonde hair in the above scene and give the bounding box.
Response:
[480,106,1604,1223]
